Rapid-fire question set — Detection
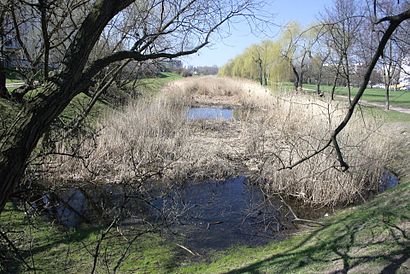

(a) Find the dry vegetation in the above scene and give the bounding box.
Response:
[38,76,399,206]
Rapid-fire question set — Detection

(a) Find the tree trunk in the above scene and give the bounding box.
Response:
[0,69,8,98]
[385,86,390,110]
[263,71,268,86]
[0,0,135,213]
[343,54,352,105]
[331,58,343,101]
[257,59,263,85]
[292,65,299,91]
[0,84,73,210]
[316,73,322,95]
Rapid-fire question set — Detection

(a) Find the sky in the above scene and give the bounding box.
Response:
[183,0,332,67]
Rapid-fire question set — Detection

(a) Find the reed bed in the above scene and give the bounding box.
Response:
[40,76,397,206]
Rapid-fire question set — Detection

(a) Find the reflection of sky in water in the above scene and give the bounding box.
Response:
[153,176,280,252]
[187,107,233,121]
[379,170,399,192]
[56,189,88,228]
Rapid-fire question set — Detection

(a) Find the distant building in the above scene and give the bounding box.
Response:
[398,57,410,90]
[1,14,21,68]
[1,10,41,69]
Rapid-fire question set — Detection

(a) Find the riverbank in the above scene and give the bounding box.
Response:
[179,180,410,273]
[1,76,408,273]
[39,77,397,206]
[1,179,408,273]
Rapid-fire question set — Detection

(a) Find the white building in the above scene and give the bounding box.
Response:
[398,57,410,90]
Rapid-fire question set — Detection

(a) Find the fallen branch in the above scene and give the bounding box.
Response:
[176,243,199,256]
[277,194,325,227]
[206,221,223,230]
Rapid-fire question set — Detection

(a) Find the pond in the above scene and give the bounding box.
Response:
[32,176,288,253]
[151,176,285,252]
[31,170,400,253]
[187,107,233,121]
[379,170,399,192]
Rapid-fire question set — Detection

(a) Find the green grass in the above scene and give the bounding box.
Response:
[177,181,410,273]
[357,104,410,123]
[301,83,410,109]
[276,81,410,108]
[0,205,179,273]
[136,72,182,96]
[274,82,410,122]
[6,79,23,84]
[2,181,408,273]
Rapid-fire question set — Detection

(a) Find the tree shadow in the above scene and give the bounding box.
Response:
[225,188,410,274]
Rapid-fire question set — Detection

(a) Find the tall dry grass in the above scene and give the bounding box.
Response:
[242,93,395,206]
[40,76,398,206]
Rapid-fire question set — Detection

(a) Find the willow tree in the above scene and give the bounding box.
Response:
[0,0,267,213]
[280,22,319,91]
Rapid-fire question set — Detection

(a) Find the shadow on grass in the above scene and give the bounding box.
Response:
[0,205,179,274]
[224,184,410,274]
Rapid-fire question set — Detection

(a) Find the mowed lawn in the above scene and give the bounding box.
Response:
[279,82,410,109]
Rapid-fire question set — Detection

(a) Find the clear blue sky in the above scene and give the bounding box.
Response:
[183,0,332,67]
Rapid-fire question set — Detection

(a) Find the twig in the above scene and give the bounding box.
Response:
[206,221,223,230]
[277,194,325,226]
[176,243,199,256]
[91,217,118,274]
[0,230,33,271]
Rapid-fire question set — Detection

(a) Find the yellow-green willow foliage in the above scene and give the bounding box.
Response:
[219,39,291,86]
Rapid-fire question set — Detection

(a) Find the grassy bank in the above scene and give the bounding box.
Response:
[1,181,408,273]
[0,203,178,273]
[178,180,410,273]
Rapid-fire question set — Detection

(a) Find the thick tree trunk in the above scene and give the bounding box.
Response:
[0,0,134,213]
[0,84,73,211]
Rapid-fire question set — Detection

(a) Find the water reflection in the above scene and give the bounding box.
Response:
[379,170,399,192]
[152,176,283,252]
[187,107,233,121]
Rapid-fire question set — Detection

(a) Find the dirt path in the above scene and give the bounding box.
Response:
[355,98,410,114]
[304,88,410,115]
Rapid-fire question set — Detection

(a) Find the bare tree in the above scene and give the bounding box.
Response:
[284,3,410,171]
[0,0,268,213]
[372,0,409,110]
[323,0,364,103]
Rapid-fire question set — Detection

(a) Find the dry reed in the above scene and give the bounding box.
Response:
[40,76,398,206]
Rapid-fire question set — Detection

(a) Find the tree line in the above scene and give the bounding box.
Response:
[219,0,410,109]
